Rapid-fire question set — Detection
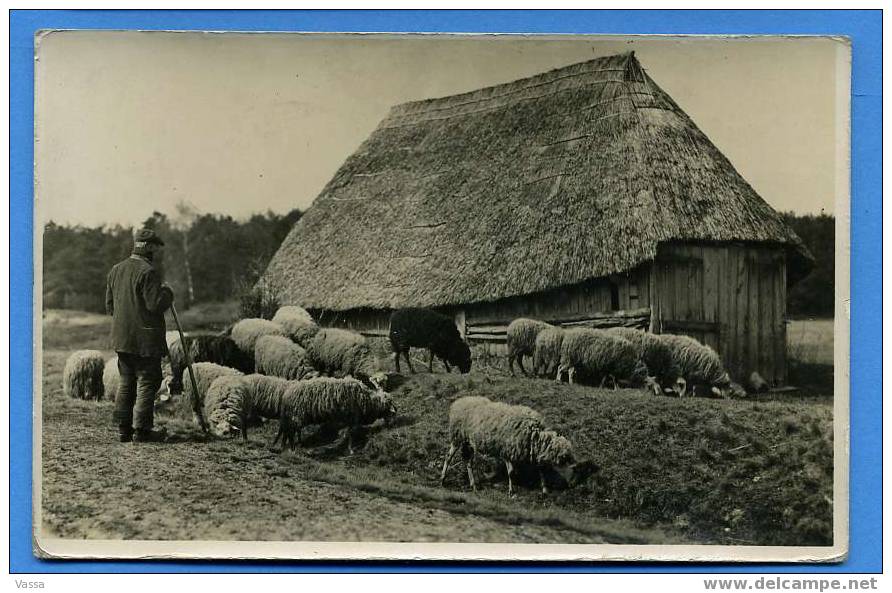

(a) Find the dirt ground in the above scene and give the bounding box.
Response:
[39,309,833,546]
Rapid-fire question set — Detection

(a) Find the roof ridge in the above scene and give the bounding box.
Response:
[389,51,637,116]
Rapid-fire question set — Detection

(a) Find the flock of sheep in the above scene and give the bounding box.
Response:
[60,307,743,495]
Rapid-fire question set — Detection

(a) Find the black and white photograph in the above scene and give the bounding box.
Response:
[33,32,849,561]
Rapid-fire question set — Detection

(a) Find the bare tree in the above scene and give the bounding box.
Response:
[171,200,200,307]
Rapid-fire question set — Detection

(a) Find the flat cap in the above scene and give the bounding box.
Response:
[134,227,165,246]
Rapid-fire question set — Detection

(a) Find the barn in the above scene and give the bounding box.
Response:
[262,52,812,385]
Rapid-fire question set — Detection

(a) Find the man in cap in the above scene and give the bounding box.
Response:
[105,228,174,443]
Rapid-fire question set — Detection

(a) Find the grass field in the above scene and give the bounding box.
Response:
[39,309,834,547]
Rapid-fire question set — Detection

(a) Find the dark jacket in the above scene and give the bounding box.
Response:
[106,255,173,357]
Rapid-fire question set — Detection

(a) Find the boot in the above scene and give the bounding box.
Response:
[132,428,167,443]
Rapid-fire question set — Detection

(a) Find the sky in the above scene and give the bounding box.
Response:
[35,32,847,227]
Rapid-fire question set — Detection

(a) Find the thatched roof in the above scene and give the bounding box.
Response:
[264,52,811,311]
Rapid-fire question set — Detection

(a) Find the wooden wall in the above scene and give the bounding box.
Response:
[310,242,788,384]
[651,243,787,385]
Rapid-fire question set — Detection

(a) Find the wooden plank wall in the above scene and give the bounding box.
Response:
[652,243,786,385]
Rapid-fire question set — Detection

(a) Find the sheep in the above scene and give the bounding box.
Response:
[275,377,396,453]
[62,350,105,400]
[440,396,574,495]
[165,330,181,351]
[388,308,471,374]
[305,327,384,386]
[180,362,243,426]
[242,373,291,420]
[658,333,732,397]
[204,375,253,440]
[230,318,286,355]
[272,306,320,347]
[168,333,254,394]
[555,327,639,387]
[254,335,316,381]
[103,356,120,402]
[532,325,565,378]
[606,327,678,392]
[506,318,552,376]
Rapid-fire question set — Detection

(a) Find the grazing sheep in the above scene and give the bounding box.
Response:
[658,334,731,397]
[204,375,253,440]
[103,357,120,402]
[606,327,678,391]
[168,333,254,394]
[533,325,565,378]
[254,335,316,380]
[305,327,383,385]
[276,377,396,453]
[272,306,320,347]
[180,362,243,426]
[388,308,471,374]
[242,373,290,420]
[506,318,552,376]
[440,396,574,494]
[230,318,286,355]
[62,350,105,400]
[556,328,638,387]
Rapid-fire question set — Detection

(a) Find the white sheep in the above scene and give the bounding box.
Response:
[440,396,574,494]
[532,325,565,378]
[276,377,396,454]
[62,350,105,400]
[606,327,678,392]
[204,375,253,439]
[556,327,639,387]
[305,327,383,386]
[506,318,553,376]
[658,334,731,397]
[254,335,316,381]
[102,356,120,402]
[271,306,320,347]
[230,318,286,355]
[181,362,243,427]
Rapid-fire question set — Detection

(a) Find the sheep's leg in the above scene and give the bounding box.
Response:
[428,350,435,373]
[509,353,516,376]
[518,356,529,377]
[393,350,401,374]
[568,367,576,385]
[505,460,515,496]
[539,467,549,495]
[611,375,619,391]
[443,360,451,373]
[466,457,477,492]
[404,350,415,374]
[440,443,457,484]
[555,365,564,383]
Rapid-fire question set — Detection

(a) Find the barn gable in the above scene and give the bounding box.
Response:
[263,52,810,312]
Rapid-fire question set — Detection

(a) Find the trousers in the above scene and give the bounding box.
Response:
[114,352,162,435]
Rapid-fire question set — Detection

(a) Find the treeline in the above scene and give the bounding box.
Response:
[781,211,835,318]
[43,206,302,313]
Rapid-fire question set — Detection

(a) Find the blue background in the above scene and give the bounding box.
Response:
[10,9,882,573]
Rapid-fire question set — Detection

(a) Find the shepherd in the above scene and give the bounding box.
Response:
[105,228,174,443]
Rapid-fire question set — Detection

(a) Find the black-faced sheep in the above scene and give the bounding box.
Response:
[658,333,732,397]
[168,333,254,394]
[62,350,105,400]
[532,325,565,378]
[506,318,552,376]
[230,318,286,355]
[606,327,678,392]
[388,308,471,374]
[440,396,574,494]
[254,335,316,380]
[305,327,384,387]
[556,327,639,387]
[275,377,396,453]
[272,306,320,347]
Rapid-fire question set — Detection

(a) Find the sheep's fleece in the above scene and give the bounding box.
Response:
[272,306,319,347]
[62,350,105,400]
[659,333,730,386]
[204,375,253,437]
[230,318,286,354]
[280,377,393,429]
[305,328,378,379]
[254,334,315,380]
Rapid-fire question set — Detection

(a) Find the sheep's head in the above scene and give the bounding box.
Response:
[643,375,662,396]
[449,340,472,374]
[372,391,397,425]
[670,377,688,398]
[534,430,575,469]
